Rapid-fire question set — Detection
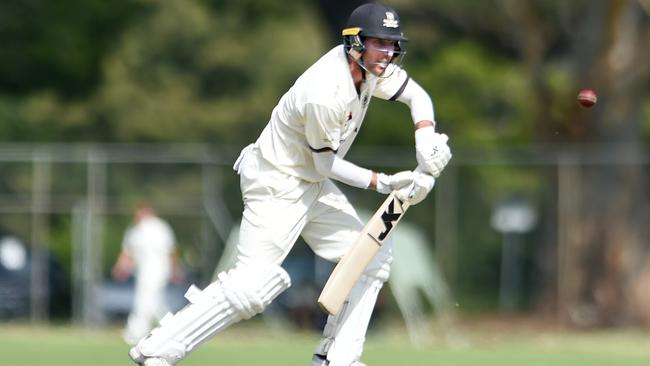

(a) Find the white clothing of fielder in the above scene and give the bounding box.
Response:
[129,37,445,366]
[122,215,176,345]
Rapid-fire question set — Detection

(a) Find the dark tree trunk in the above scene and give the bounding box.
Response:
[509,0,650,326]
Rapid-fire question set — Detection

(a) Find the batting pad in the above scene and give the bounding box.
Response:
[133,263,291,365]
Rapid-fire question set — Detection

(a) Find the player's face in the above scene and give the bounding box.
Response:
[362,37,397,76]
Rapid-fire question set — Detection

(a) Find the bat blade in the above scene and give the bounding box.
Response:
[318,191,409,315]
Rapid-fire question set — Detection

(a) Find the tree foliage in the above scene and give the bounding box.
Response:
[0,0,326,142]
[0,0,145,96]
[1,0,650,325]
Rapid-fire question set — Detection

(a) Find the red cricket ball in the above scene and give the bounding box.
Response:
[577,88,597,108]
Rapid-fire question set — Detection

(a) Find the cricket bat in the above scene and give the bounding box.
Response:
[318,191,410,315]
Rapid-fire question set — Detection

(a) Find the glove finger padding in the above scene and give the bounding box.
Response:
[395,181,415,203]
[376,171,415,194]
[395,170,435,205]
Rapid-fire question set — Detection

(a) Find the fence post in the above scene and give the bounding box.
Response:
[30,150,51,323]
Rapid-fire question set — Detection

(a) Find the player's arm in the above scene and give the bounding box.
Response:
[304,102,413,193]
[375,67,433,123]
[112,228,136,281]
[376,70,452,178]
[111,249,134,281]
[395,79,451,178]
[312,151,412,193]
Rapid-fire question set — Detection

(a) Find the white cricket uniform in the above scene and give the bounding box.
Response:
[235,45,409,266]
[127,45,431,366]
[122,216,176,344]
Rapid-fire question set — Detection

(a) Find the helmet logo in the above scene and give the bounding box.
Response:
[382,12,399,28]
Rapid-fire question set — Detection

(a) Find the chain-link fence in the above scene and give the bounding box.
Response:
[0,143,648,327]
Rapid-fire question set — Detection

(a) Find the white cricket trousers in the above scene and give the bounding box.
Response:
[236,144,394,366]
[235,144,366,266]
[124,271,170,345]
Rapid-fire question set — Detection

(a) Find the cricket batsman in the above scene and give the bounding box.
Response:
[128,3,452,365]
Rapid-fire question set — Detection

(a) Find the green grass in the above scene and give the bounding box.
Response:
[1,319,650,366]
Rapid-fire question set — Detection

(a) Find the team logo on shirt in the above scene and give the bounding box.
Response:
[383,12,398,28]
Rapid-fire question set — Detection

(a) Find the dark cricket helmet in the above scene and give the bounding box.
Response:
[342,2,408,71]
[343,2,408,43]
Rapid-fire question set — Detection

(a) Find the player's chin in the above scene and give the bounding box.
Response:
[370,64,388,76]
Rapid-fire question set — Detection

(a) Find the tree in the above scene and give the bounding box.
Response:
[0,0,328,143]
[0,0,144,96]
[399,0,650,326]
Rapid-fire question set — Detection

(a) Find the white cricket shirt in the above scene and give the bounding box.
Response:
[122,216,175,280]
[256,45,409,182]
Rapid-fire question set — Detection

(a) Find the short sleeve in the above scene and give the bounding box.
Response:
[121,227,135,253]
[373,65,409,101]
[304,102,345,152]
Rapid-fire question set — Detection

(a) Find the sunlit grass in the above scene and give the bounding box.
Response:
[1,318,650,366]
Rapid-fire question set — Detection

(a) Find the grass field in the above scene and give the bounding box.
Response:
[2,318,650,366]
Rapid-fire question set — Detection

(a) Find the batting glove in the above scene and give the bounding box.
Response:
[415,127,452,178]
[375,171,415,194]
[396,167,435,205]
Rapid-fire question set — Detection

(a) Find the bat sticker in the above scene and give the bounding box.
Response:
[377,197,403,240]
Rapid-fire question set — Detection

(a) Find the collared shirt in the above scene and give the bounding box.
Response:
[256,45,409,182]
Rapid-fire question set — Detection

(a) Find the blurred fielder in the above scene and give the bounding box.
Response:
[111,204,180,345]
[129,3,451,366]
